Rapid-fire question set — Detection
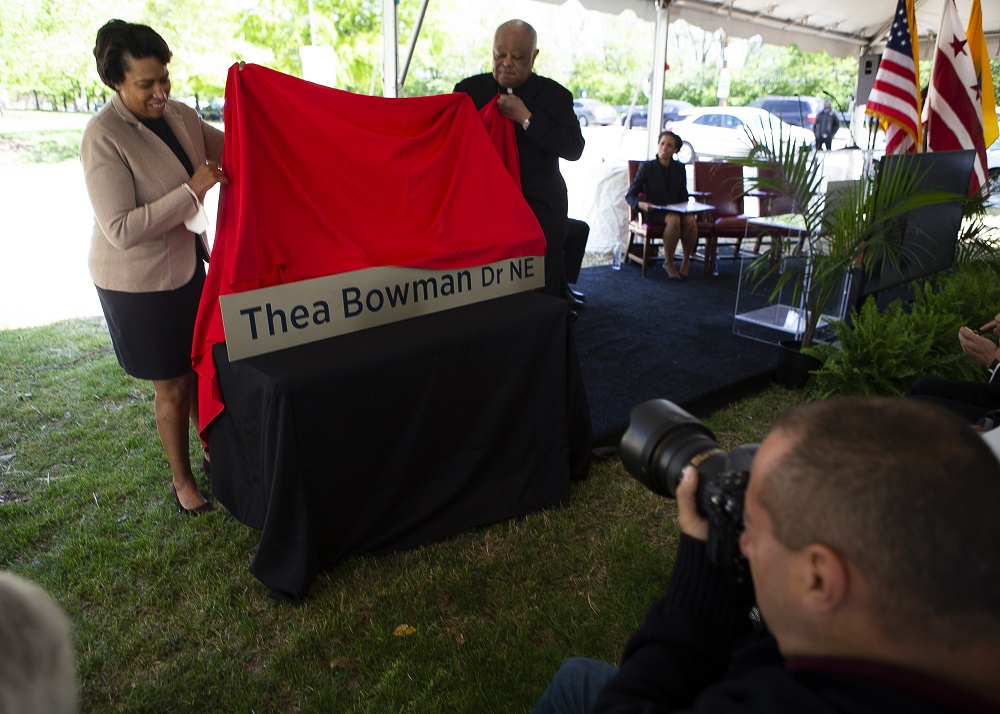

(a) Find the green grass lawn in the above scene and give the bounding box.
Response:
[0,110,90,164]
[0,317,805,712]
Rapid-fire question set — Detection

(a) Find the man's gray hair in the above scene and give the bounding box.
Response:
[0,572,78,714]
[495,19,538,51]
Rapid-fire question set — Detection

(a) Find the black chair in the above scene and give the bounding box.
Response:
[849,149,975,311]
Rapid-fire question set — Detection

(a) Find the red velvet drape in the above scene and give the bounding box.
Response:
[193,64,543,436]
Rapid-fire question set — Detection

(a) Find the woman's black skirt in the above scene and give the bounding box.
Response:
[95,262,206,381]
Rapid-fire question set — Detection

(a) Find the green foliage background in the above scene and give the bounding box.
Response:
[7,0,996,111]
[806,260,1000,398]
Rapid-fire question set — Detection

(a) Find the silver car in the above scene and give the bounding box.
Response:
[665,107,816,163]
[572,98,618,127]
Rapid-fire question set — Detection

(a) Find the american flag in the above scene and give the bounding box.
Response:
[866,0,920,153]
[925,0,988,195]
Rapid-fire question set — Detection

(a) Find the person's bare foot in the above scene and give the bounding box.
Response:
[679,257,691,278]
[663,263,684,281]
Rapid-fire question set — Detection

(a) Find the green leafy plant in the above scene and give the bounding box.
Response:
[805,261,1000,398]
[805,294,971,398]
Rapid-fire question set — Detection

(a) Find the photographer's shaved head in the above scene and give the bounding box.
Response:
[744,397,1000,701]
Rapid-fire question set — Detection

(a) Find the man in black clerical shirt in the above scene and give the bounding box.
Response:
[455,19,585,300]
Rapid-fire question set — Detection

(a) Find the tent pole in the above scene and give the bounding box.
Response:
[647,0,670,158]
[382,0,399,97]
[400,0,431,90]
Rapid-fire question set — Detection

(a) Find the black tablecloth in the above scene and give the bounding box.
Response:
[208,292,589,600]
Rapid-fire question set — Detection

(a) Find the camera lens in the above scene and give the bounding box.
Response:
[619,399,725,498]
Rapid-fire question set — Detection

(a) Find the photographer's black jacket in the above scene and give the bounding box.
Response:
[591,535,996,713]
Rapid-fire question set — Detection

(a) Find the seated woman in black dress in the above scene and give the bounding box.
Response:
[625,131,698,280]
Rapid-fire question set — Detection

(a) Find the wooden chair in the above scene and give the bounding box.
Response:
[624,160,716,277]
[623,160,664,277]
[692,161,748,263]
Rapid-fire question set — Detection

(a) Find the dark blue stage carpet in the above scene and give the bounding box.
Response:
[571,258,778,446]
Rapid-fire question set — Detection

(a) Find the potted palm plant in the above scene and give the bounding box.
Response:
[734,127,965,387]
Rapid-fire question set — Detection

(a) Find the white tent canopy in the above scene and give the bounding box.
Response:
[537,0,1000,59]
[536,0,1000,153]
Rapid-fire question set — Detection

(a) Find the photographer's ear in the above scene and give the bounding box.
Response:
[800,543,848,613]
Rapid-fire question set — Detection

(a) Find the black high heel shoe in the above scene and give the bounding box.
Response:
[170,483,215,515]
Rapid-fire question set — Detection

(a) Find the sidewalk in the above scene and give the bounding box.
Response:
[0,115,639,330]
[0,109,224,329]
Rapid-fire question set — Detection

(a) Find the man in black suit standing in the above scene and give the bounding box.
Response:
[455,19,585,299]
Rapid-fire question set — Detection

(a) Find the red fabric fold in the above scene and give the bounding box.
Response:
[478,96,521,190]
[193,64,544,436]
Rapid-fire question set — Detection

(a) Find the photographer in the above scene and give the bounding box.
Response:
[533,397,1000,713]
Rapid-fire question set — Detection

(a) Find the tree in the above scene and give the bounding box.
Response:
[146,0,258,104]
[728,43,857,107]
[0,0,136,109]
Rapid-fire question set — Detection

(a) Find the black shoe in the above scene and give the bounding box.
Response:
[567,286,586,302]
[569,309,578,322]
[566,292,585,309]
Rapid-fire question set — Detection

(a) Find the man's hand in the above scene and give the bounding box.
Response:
[676,466,709,542]
[959,326,999,369]
[981,313,1000,337]
[496,94,530,125]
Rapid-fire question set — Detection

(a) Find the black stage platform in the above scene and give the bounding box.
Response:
[571,258,778,446]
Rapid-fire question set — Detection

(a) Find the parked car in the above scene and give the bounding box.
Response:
[572,98,618,126]
[748,95,826,129]
[622,99,695,129]
[665,106,816,163]
[201,100,224,122]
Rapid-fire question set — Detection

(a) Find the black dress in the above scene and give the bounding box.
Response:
[625,158,689,224]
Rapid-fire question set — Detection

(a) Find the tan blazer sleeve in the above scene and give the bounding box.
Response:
[81,130,201,252]
[82,97,223,292]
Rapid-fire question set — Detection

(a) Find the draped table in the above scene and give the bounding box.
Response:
[207,292,587,601]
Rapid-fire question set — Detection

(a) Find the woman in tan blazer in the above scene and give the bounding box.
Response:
[81,20,227,513]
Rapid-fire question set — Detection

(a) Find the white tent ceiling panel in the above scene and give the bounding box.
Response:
[539,0,1000,58]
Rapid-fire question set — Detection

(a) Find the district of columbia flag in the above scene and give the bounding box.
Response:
[924,0,988,195]
[967,0,998,148]
[865,0,921,153]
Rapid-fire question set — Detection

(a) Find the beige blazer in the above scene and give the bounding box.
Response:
[81,94,225,292]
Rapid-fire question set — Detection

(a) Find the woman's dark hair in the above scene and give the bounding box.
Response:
[658,130,683,148]
[93,20,172,89]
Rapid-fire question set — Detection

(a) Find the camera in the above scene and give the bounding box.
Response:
[618,399,757,579]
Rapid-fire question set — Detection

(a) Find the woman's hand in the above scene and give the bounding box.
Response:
[958,326,999,368]
[186,161,228,202]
